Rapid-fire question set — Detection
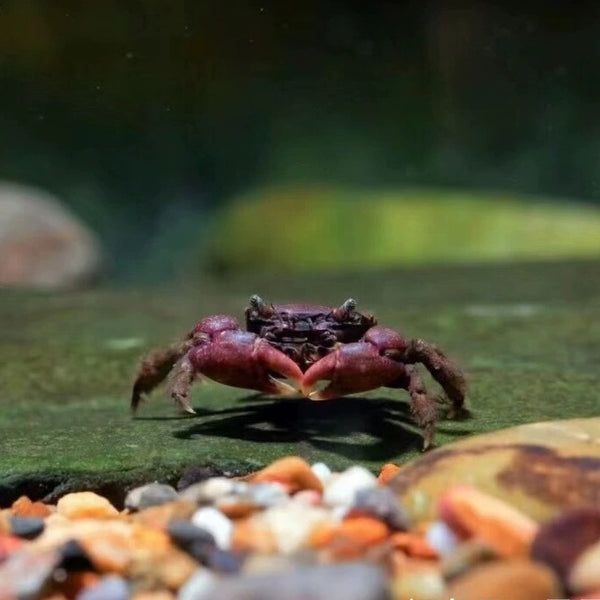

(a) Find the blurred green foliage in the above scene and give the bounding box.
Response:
[207,186,600,271]
[1,2,600,278]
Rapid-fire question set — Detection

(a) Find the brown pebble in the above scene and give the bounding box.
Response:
[531,507,600,588]
[446,558,563,600]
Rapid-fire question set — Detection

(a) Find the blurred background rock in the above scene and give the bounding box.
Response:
[1,1,599,286]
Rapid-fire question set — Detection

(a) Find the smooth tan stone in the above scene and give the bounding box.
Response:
[388,418,600,523]
[446,558,563,600]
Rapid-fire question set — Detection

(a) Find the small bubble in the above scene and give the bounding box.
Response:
[125,51,134,59]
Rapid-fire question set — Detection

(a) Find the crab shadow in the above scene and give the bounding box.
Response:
[173,394,473,462]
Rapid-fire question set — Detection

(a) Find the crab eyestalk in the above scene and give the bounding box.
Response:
[331,297,357,321]
[249,294,275,318]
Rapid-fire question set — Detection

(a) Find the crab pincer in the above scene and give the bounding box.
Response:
[301,342,404,401]
[185,330,304,398]
[301,326,460,450]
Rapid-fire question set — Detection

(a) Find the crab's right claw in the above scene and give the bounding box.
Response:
[302,342,403,400]
[189,330,304,396]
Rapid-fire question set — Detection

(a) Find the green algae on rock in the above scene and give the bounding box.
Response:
[388,418,600,523]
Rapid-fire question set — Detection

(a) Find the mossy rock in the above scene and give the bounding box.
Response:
[388,417,600,523]
[207,186,600,271]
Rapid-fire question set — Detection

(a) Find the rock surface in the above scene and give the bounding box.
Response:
[0,181,102,288]
[388,417,600,522]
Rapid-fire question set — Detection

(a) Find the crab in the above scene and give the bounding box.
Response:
[131,295,467,449]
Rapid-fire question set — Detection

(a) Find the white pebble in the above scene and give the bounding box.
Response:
[257,503,329,554]
[178,568,218,600]
[191,507,233,550]
[250,482,289,507]
[426,520,460,557]
[310,462,332,484]
[180,477,235,504]
[322,466,377,507]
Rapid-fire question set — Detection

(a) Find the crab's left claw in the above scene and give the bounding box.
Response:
[302,342,404,400]
[188,330,304,397]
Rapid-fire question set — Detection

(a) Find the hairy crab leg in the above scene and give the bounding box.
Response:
[168,355,197,414]
[131,336,195,413]
[403,338,467,417]
[388,366,437,450]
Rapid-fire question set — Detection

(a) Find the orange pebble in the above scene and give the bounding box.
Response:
[311,517,389,548]
[572,590,600,600]
[0,533,24,560]
[131,592,176,600]
[389,531,438,559]
[377,463,402,485]
[131,524,171,554]
[250,456,323,494]
[217,500,259,520]
[232,518,278,553]
[307,521,338,547]
[439,484,538,558]
[56,492,119,520]
[11,495,52,518]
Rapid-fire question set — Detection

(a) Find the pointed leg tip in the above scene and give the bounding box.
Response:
[421,436,435,451]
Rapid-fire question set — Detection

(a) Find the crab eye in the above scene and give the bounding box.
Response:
[343,298,356,312]
[249,294,264,309]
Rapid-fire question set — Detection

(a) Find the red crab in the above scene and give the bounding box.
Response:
[131,295,467,449]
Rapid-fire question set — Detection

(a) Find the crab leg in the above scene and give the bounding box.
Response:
[403,338,467,416]
[131,337,195,413]
[390,366,437,450]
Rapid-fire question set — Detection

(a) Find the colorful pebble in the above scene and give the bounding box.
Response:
[0,454,588,599]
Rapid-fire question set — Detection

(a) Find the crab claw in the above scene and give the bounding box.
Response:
[302,342,404,400]
[189,330,304,396]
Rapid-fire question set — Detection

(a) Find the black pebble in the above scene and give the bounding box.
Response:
[9,515,45,540]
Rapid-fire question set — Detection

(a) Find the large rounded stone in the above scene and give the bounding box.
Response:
[387,418,600,523]
[445,558,562,600]
[0,182,102,288]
